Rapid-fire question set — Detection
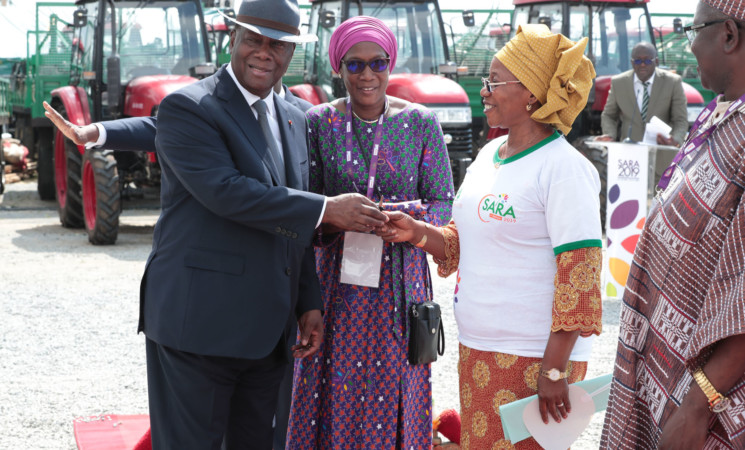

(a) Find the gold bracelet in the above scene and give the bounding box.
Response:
[692,367,731,413]
[415,230,428,248]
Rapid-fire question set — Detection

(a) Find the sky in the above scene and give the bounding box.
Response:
[0,0,703,58]
[298,0,700,13]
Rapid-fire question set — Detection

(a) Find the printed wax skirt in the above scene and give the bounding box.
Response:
[458,343,587,449]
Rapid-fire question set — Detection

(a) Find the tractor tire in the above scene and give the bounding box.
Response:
[574,137,608,230]
[82,149,120,245]
[53,105,84,228]
[36,128,56,200]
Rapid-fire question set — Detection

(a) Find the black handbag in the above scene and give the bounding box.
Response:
[408,301,445,365]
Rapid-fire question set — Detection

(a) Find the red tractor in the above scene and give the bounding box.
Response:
[481,0,704,146]
[483,0,706,222]
[512,0,704,135]
[50,0,214,244]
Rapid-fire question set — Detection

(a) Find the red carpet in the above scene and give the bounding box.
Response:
[73,415,151,450]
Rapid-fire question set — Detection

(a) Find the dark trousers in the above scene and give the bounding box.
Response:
[146,338,285,450]
[272,360,295,450]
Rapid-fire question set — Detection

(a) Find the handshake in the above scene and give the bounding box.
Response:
[321,194,420,244]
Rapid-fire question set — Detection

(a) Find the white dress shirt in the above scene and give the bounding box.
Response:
[633,71,655,113]
[226,64,284,164]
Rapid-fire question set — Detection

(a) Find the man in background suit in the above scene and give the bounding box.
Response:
[47,1,386,448]
[596,41,689,146]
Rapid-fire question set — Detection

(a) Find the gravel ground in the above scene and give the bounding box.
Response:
[1,180,618,449]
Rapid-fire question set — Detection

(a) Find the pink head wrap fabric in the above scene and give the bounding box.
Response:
[328,16,398,74]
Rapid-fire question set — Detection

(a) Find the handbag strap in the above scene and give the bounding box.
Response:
[437,320,445,356]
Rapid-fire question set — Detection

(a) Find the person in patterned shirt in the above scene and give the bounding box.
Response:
[377,24,602,449]
[599,0,745,448]
[284,16,455,450]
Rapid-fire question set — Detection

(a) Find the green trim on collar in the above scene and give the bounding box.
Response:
[493,130,560,166]
[553,239,603,256]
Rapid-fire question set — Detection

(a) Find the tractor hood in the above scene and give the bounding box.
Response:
[386,74,469,105]
[124,75,198,117]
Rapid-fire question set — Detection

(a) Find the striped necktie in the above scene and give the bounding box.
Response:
[641,81,650,122]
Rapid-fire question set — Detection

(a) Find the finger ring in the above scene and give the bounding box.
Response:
[557,403,564,407]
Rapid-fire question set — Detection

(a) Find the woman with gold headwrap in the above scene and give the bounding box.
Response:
[378,24,603,448]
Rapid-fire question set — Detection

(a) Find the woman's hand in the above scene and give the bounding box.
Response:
[537,375,571,424]
[43,101,100,146]
[375,211,418,243]
[539,330,581,424]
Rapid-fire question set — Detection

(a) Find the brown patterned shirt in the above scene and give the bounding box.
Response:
[601,102,745,449]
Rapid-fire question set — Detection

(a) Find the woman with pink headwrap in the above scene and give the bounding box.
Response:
[286,16,454,449]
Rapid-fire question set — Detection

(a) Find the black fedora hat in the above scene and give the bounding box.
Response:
[219,0,317,43]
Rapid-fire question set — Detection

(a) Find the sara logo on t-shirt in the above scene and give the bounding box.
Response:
[478,193,516,223]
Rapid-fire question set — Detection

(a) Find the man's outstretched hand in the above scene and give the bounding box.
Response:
[322,193,387,232]
[43,101,99,146]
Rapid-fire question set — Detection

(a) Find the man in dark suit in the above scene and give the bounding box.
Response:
[44,80,314,449]
[143,0,388,447]
[596,41,689,145]
[46,1,386,448]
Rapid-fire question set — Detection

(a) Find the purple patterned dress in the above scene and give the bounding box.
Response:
[286,103,454,449]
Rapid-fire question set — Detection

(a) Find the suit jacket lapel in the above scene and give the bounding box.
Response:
[274,94,302,189]
[215,67,283,185]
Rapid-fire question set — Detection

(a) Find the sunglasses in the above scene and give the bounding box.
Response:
[481,77,522,93]
[342,58,390,74]
[632,58,655,66]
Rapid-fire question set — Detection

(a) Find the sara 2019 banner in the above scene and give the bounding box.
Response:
[603,143,649,299]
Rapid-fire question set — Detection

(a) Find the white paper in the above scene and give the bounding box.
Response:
[339,232,383,288]
[522,385,596,450]
[643,115,673,144]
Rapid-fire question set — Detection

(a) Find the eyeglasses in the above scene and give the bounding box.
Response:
[683,20,728,43]
[341,58,390,74]
[632,58,655,66]
[481,77,522,93]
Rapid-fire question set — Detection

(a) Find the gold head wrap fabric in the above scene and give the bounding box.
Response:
[496,24,595,135]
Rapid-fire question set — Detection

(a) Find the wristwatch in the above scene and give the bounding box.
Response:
[692,367,731,413]
[540,367,569,382]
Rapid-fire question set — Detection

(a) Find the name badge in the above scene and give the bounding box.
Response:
[339,232,383,288]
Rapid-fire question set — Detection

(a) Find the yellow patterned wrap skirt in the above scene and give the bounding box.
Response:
[457,344,587,449]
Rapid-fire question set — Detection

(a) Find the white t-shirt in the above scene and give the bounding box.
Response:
[452,132,602,361]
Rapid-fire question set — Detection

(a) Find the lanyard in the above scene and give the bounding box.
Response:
[344,97,387,198]
[658,93,745,190]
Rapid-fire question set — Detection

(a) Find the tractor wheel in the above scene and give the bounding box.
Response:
[82,149,120,245]
[574,137,608,230]
[36,128,56,200]
[54,106,84,228]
